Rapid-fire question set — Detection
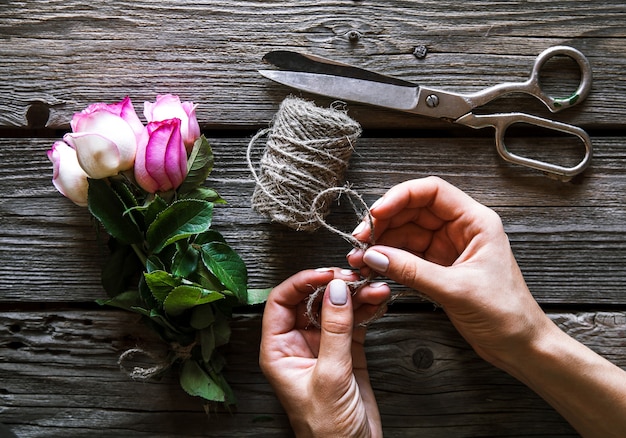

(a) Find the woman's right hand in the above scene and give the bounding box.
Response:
[347,176,553,368]
[348,177,626,438]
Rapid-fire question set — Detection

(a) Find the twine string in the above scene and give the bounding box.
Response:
[247,97,361,232]
[118,341,196,381]
[248,97,389,327]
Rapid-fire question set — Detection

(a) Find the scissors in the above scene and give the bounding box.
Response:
[259,46,593,181]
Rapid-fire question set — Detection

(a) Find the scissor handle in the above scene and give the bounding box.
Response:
[466,46,593,113]
[457,112,592,181]
[529,46,593,112]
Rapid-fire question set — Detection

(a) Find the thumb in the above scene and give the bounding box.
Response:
[316,279,354,371]
[363,245,453,304]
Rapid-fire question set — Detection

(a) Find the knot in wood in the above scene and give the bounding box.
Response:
[412,346,434,370]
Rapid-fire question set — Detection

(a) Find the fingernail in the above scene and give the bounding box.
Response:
[315,267,334,272]
[347,248,358,257]
[351,221,367,236]
[370,197,385,211]
[370,281,388,288]
[329,279,348,306]
[363,250,389,273]
[340,269,354,276]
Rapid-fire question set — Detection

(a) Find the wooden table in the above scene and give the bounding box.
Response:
[2,1,625,436]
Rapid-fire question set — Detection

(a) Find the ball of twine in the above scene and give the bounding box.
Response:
[247,97,362,231]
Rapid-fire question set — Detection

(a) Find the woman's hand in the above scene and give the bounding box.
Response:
[348,176,626,437]
[348,176,550,367]
[260,268,390,438]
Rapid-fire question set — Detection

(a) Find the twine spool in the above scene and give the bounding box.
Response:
[247,97,362,231]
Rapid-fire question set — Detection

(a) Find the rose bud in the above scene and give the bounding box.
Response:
[144,94,201,150]
[47,141,89,207]
[64,96,145,179]
[134,118,188,193]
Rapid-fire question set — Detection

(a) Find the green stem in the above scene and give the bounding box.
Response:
[131,243,148,267]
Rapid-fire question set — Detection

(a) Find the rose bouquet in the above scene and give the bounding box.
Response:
[47,95,267,405]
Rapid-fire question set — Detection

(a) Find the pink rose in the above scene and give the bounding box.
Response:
[47,141,89,207]
[144,94,200,150]
[134,118,188,193]
[64,96,145,179]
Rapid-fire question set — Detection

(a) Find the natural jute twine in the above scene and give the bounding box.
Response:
[247,97,362,232]
[247,97,394,327]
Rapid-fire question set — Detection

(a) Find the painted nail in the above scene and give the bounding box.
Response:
[363,250,389,273]
[347,248,358,257]
[340,269,354,276]
[351,221,367,236]
[369,281,388,288]
[315,267,334,272]
[370,197,385,211]
[329,279,348,305]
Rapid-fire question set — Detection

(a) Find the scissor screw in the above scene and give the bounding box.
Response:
[426,94,439,108]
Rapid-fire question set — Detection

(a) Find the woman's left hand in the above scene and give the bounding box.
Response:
[260,268,390,437]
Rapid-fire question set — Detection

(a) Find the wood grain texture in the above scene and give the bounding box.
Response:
[2,309,623,437]
[1,0,625,130]
[2,136,624,303]
[2,1,626,436]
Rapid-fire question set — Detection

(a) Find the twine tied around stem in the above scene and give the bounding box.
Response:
[118,340,196,381]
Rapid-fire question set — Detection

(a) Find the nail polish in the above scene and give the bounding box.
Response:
[329,279,348,305]
[370,197,385,211]
[351,221,366,236]
[363,250,389,273]
[369,281,388,288]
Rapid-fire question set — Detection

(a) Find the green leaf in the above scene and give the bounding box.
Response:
[130,306,180,334]
[192,229,226,246]
[146,199,213,253]
[96,290,142,311]
[246,288,272,305]
[163,285,224,317]
[144,195,168,228]
[212,311,231,347]
[190,303,215,330]
[144,270,182,304]
[178,135,214,194]
[146,255,166,273]
[200,242,248,303]
[88,178,143,244]
[199,326,216,364]
[138,273,161,311]
[108,177,143,227]
[211,368,236,405]
[171,240,200,278]
[179,360,225,402]
[179,187,226,204]
[100,240,142,296]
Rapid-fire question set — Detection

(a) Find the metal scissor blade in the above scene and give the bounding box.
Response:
[259,70,421,112]
[263,51,417,87]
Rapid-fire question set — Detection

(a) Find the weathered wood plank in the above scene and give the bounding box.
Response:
[1,137,624,303]
[2,309,623,437]
[1,0,625,130]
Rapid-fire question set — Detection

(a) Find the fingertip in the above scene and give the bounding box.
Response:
[363,249,390,273]
[369,196,385,212]
[328,278,348,306]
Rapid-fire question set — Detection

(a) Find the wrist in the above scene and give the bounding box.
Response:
[483,312,563,377]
